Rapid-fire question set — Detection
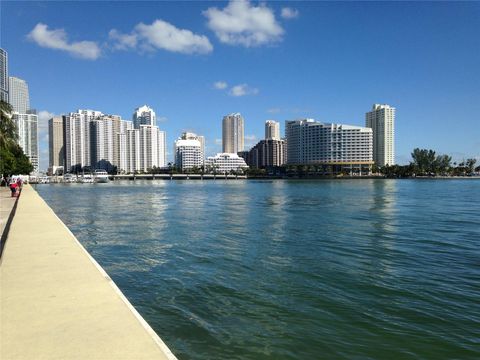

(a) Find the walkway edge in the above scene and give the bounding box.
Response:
[46,193,178,360]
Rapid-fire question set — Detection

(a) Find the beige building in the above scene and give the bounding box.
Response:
[265,120,280,140]
[366,104,395,167]
[48,116,64,169]
[222,113,244,153]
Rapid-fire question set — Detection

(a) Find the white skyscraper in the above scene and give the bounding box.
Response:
[8,76,30,113]
[63,110,102,172]
[265,120,280,140]
[13,113,39,173]
[1,48,8,102]
[125,129,140,174]
[366,104,395,167]
[222,113,244,153]
[133,105,156,129]
[90,118,114,171]
[117,120,133,173]
[139,125,166,172]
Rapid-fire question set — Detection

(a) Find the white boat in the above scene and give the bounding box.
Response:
[94,170,109,183]
[80,174,94,183]
[63,174,77,183]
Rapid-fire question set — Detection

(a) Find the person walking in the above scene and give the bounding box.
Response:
[9,179,17,197]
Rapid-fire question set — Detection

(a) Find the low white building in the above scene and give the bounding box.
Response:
[205,153,249,174]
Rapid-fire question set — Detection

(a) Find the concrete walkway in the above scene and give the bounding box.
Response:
[1,185,177,360]
[0,186,17,239]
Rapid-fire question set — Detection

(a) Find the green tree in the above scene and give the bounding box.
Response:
[0,101,18,151]
[466,159,477,174]
[411,148,436,175]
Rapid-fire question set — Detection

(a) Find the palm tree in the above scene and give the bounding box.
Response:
[0,101,17,151]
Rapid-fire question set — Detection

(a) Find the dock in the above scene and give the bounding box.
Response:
[0,185,177,359]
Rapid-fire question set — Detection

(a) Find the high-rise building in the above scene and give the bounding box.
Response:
[265,120,280,140]
[63,110,102,172]
[244,139,285,168]
[139,125,166,172]
[366,104,395,166]
[133,105,156,129]
[222,113,244,153]
[13,112,39,173]
[90,118,114,171]
[117,120,134,173]
[285,119,373,174]
[8,76,30,113]
[0,48,7,102]
[174,138,202,171]
[125,129,140,174]
[205,153,248,174]
[48,116,64,169]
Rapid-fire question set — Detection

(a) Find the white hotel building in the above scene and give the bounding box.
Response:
[205,153,248,174]
[285,119,373,174]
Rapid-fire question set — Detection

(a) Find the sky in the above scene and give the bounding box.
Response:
[1,0,479,171]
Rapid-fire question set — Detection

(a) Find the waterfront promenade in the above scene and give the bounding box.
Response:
[0,185,177,360]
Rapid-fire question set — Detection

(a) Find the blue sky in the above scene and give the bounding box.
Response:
[1,1,479,170]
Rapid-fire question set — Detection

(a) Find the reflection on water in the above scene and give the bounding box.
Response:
[35,179,480,360]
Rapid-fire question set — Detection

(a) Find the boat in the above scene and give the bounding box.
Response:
[80,173,94,183]
[63,173,77,183]
[94,169,109,183]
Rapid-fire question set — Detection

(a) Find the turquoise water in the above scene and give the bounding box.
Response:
[35,180,480,359]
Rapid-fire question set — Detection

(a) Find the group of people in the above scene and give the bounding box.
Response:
[0,176,24,197]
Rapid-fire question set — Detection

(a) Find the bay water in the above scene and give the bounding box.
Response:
[35,179,480,359]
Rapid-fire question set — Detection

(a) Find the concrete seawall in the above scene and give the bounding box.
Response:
[0,185,177,360]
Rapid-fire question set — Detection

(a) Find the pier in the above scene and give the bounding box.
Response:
[0,185,177,360]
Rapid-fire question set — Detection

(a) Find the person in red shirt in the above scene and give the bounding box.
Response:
[9,180,17,197]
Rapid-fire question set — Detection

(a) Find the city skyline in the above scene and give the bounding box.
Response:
[2,1,479,170]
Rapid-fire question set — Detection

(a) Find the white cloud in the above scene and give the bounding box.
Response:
[157,116,168,123]
[213,81,228,90]
[204,0,284,47]
[229,83,259,97]
[108,29,138,50]
[281,7,299,19]
[27,23,101,60]
[214,138,222,145]
[110,20,213,55]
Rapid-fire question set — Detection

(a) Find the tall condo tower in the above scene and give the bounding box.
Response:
[133,105,156,129]
[265,120,280,140]
[365,104,395,166]
[222,113,244,153]
[48,116,64,169]
[9,76,30,113]
[0,48,7,102]
[13,112,39,172]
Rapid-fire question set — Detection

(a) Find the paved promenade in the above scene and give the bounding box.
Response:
[0,187,17,247]
[1,185,177,360]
